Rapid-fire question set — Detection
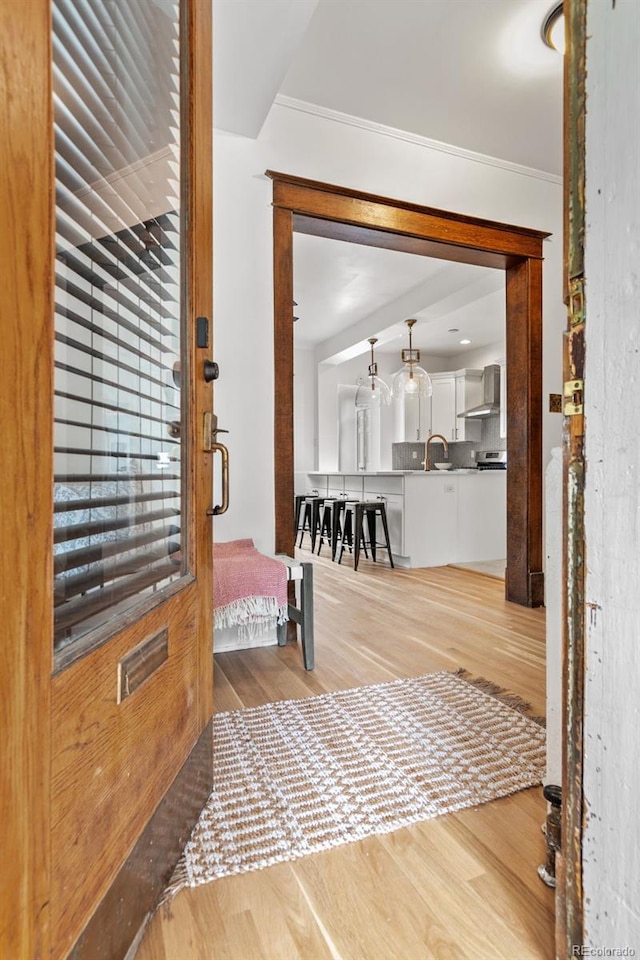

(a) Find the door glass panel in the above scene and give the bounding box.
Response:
[53,0,185,655]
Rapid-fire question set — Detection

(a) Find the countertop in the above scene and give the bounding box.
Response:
[303,469,501,477]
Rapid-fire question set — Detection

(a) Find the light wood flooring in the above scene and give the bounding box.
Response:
[448,559,506,581]
[136,549,553,960]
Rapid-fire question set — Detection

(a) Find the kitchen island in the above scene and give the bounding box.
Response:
[301,470,506,569]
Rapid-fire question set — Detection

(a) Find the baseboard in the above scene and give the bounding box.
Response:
[68,719,213,960]
[214,622,278,653]
[529,570,545,607]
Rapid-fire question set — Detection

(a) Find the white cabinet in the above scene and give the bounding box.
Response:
[454,371,483,442]
[305,472,506,569]
[430,370,482,443]
[403,473,457,566]
[456,473,506,561]
[395,391,431,443]
[363,476,404,555]
[430,376,456,440]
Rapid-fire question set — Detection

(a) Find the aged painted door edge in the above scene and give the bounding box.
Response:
[557,0,587,955]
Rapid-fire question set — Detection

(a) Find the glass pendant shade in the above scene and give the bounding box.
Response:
[542,3,565,55]
[355,374,392,408]
[392,363,432,399]
[392,319,432,399]
[355,338,392,408]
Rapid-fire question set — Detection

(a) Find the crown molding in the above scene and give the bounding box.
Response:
[274,95,562,186]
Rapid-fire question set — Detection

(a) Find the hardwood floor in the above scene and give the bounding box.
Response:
[135,550,553,960]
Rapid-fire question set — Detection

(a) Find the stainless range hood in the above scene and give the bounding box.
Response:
[457,364,501,419]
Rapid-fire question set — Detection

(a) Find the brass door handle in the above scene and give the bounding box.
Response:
[207,441,229,516]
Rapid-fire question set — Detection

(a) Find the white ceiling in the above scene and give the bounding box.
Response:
[212,0,319,137]
[280,0,563,176]
[213,0,561,363]
[293,234,505,360]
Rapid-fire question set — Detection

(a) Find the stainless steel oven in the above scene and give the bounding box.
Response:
[475,450,507,470]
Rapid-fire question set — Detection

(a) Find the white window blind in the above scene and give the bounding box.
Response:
[53,0,185,655]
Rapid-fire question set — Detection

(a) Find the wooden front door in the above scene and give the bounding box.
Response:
[0,1,214,956]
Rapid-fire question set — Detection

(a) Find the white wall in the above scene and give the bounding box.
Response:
[294,346,317,473]
[449,339,505,371]
[213,100,564,552]
[316,351,450,472]
[583,0,640,948]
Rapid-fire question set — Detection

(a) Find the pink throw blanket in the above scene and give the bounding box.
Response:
[213,539,288,637]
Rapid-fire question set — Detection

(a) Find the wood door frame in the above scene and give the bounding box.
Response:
[1,0,54,955]
[267,171,549,607]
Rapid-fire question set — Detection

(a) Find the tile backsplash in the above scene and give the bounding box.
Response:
[478,414,505,453]
[392,415,505,471]
[392,442,426,470]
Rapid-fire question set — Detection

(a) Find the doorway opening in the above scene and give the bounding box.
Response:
[268,171,548,607]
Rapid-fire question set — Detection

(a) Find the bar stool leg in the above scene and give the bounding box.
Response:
[366,508,377,562]
[354,505,363,572]
[300,562,314,670]
[316,503,329,555]
[331,501,345,561]
[337,508,351,563]
[330,502,338,561]
[379,503,395,568]
[310,498,322,553]
[298,500,310,547]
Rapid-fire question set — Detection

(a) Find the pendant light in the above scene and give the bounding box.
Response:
[392,319,432,399]
[542,2,565,55]
[355,337,392,408]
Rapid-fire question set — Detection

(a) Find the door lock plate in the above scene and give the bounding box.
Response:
[203,411,214,451]
[563,378,584,416]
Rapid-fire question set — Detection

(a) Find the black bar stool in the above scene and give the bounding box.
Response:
[297,495,323,552]
[336,500,369,566]
[316,498,346,561]
[294,494,307,542]
[338,500,395,571]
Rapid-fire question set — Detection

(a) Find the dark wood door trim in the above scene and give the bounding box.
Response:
[273,206,295,556]
[505,256,544,607]
[268,171,548,607]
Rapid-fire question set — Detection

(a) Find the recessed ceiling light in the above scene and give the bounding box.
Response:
[460,339,472,345]
[542,2,565,55]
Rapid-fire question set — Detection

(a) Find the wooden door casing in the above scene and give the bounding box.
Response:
[268,172,547,607]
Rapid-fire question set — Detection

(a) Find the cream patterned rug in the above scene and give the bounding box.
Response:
[166,670,545,896]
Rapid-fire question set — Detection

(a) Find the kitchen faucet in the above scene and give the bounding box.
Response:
[423,433,449,471]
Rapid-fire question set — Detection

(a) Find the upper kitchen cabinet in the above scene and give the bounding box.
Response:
[455,371,484,441]
[430,370,483,442]
[396,390,431,444]
[430,375,455,440]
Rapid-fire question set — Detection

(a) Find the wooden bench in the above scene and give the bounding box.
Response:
[275,556,314,670]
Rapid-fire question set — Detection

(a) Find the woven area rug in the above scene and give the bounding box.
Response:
[167,669,545,896]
